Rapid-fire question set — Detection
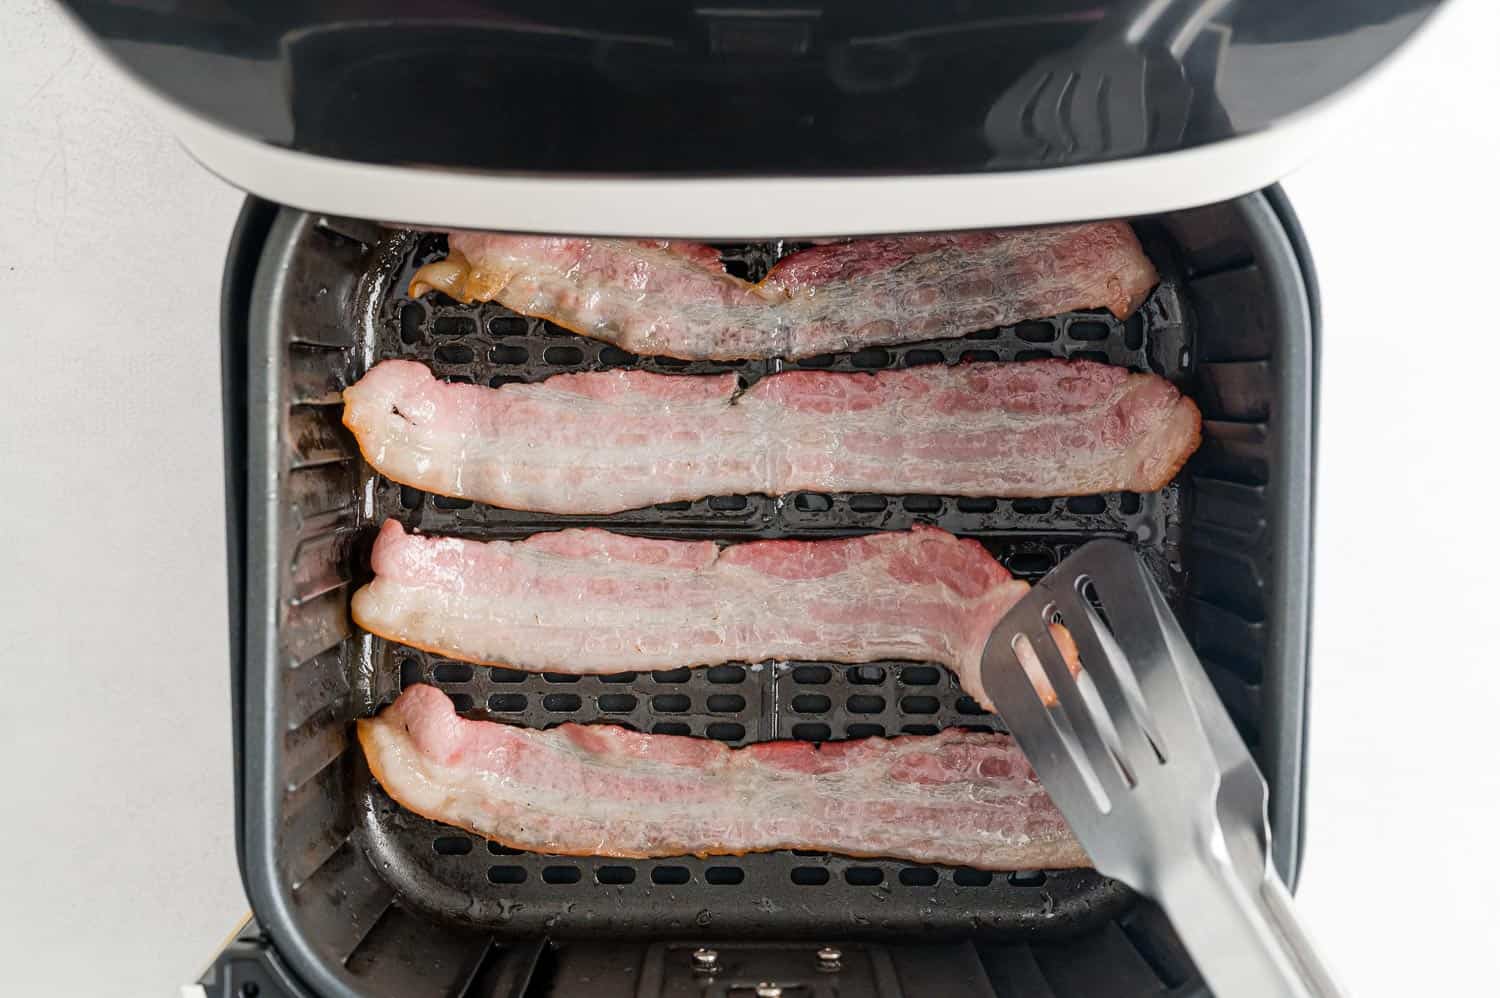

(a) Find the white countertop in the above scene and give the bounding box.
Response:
[1,1,1496,995]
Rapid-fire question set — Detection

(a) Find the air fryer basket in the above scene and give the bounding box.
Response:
[222,192,1315,997]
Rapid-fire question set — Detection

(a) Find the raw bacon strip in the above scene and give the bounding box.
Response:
[359,684,1088,870]
[408,223,1157,360]
[353,521,1029,712]
[342,358,1200,515]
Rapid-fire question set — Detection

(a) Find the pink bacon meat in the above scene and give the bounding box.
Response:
[359,684,1088,869]
[352,521,1032,712]
[342,358,1201,515]
[408,223,1156,361]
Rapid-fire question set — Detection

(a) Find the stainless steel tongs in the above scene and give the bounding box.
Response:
[979,540,1344,998]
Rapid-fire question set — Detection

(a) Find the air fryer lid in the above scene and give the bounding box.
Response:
[60,0,1440,235]
[66,0,1435,177]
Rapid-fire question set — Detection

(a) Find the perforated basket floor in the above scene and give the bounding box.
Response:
[350,228,1193,939]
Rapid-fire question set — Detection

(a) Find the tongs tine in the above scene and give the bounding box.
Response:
[980,540,1345,998]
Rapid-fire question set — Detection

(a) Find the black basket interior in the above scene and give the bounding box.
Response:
[234,196,1313,997]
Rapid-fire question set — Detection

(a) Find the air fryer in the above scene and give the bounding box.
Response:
[53,2,1442,996]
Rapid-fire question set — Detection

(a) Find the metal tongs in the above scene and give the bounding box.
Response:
[980,541,1344,998]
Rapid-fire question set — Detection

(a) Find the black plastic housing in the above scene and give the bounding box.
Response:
[66,0,1436,176]
[218,190,1317,997]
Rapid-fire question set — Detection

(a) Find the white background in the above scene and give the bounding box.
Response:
[1,1,1496,995]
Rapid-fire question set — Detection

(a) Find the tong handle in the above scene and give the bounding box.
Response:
[1163,854,1346,998]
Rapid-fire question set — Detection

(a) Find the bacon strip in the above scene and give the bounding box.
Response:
[359,684,1088,870]
[353,521,1029,713]
[408,224,1157,361]
[342,359,1200,515]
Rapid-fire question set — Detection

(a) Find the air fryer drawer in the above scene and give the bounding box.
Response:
[219,191,1315,997]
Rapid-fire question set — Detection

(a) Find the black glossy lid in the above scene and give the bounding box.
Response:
[62,0,1438,177]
